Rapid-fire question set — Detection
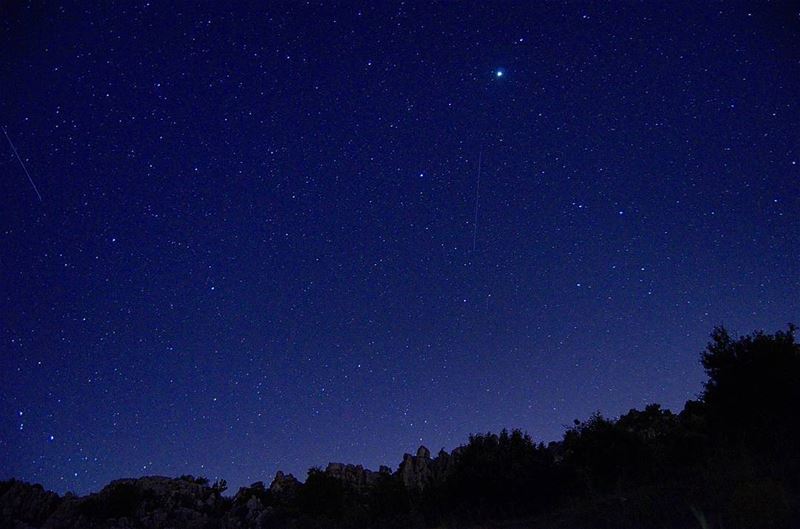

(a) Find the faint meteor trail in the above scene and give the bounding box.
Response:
[2,126,42,202]
[471,148,482,252]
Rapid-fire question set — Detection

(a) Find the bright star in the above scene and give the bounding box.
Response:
[495,69,504,77]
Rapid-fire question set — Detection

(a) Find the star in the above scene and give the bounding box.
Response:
[495,69,505,77]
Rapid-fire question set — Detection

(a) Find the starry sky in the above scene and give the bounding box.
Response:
[1,2,798,495]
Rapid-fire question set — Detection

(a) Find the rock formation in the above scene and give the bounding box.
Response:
[0,480,61,528]
[1,476,227,529]
[267,471,299,498]
[323,463,380,490]
[397,445,460,491]
[0,444,462,528]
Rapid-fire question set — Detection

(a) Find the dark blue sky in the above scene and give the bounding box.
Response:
[2,2,798,495]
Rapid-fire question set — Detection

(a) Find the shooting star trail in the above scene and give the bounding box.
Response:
[471,148,482,252]
[2,126,42,202]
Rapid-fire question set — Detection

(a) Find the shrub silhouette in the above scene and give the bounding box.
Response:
[212,478,228,494]
[435,428,569,521]
[178,474,211,486]
[563,413,650,493]
[78,481,150,519]
[298,468,346,519]
[702,326,799,451]
[366,472,411,522]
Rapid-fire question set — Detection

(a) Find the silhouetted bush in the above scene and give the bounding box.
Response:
[432,428,571,522]
[178,474,211,486]
[212,478,228,494]
[366,472,411,523]
[78,481,151,519]
[702,326,800,462]
[298,468,346,519]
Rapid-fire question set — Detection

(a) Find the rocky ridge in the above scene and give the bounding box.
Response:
[1,445,458,529]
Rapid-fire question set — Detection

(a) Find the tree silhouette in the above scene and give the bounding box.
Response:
[702,325,799,458]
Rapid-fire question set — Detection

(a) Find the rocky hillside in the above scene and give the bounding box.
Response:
[1,445,458,529]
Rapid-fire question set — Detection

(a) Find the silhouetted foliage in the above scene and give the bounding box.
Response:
[78,481,154,519]
[3,325,798,529]
[702,326,800,452]
[212,478,228,494]
[178,474,212,486]
[432,428,570,523]
[563,413,644,493]
[365,472,411,524]
[298,468,346,520]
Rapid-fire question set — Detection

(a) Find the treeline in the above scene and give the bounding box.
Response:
[258,325,800,529]
[1,325,798,529]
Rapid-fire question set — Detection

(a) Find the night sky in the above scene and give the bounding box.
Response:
[2,2,798,495]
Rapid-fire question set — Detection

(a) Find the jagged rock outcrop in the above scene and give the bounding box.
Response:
[229,482,271,529]
[0,444,462,528]
[399,447,431,490]
[397,445,460,491]
[76,476,221,528]
[323,463,380,490]
[1,476,226,529]
[267,471,299,498]
[0,480,61,529]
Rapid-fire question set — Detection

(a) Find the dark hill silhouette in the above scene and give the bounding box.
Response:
[2,325,798,529]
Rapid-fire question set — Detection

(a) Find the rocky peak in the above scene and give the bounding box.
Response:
[0,480,61,528]
[324,463,380,490]
[397,445,462,491]
[269,471,300,497]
